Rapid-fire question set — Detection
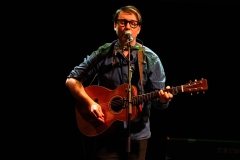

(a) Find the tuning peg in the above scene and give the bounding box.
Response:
[197,92,199,94]
[195,79,197,82]
[203,91,205,94]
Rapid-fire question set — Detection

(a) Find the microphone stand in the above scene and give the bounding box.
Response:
[125,37,133,159]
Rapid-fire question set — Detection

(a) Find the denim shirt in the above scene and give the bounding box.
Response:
[67,40,169,140]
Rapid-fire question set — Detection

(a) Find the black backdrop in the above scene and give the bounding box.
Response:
[32,0,240,159]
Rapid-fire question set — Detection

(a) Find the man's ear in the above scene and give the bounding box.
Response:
[137,26,141,34]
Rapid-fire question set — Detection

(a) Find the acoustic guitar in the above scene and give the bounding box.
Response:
[75,78,208,137]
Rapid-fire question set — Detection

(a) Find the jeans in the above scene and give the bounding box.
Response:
[97,138,148,160]
[81,133,148,160]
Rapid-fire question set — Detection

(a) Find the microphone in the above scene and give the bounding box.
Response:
[124,31,133,40]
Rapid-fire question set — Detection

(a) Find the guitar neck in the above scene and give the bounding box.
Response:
[131,87,178,105]
[132,78,208,105]
[132,90,159,105]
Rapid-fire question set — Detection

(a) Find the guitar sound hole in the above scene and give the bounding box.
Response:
[110,97,124,113]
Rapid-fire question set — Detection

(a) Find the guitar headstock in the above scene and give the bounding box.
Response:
[183,78,208,94]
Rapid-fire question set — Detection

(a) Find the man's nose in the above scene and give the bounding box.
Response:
[125,22,131,29]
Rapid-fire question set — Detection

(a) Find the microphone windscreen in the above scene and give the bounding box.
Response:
[124,31,132,39]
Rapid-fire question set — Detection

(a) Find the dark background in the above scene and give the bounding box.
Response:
[24,0,240,159]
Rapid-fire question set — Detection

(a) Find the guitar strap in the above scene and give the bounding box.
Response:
[137,45,146,94]
[136,45,150,128]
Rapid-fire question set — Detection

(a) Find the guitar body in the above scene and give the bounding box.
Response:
[75,84,142,137]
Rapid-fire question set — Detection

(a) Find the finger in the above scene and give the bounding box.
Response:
[95,110,101,118]
[159,90,164,95]
[96,111,105,123]
[97,107,104,116]
[166,86,171,89]
[91,105,105,122]
[166,93,173,101]
[165,91,170,97]
[98,117,105,123]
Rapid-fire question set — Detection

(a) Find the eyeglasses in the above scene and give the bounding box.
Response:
[116,19,139,28]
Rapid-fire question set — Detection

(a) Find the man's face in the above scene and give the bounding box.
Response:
[114,11,141,45]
